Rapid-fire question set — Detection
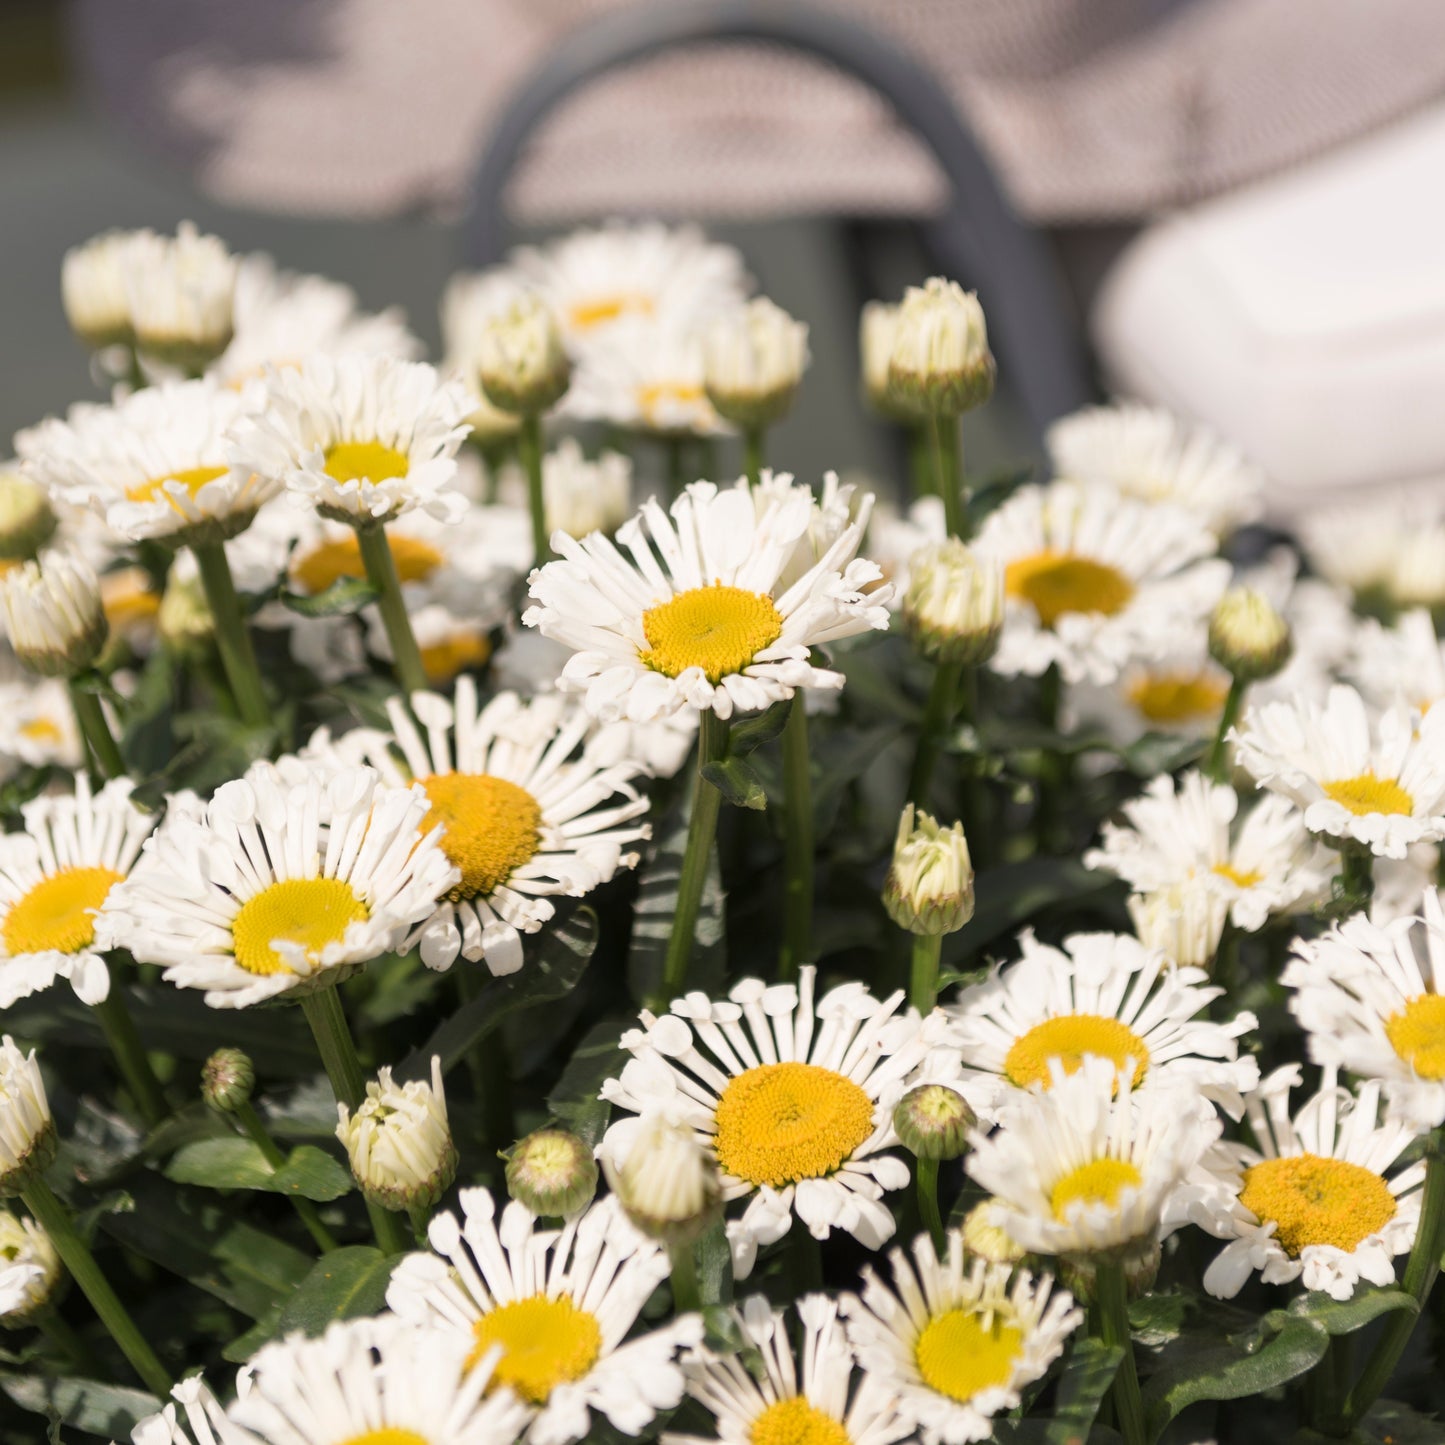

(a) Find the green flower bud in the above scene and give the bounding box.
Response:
[886,279,995,418]
[476,293,571,416]
[0,468,57,565]
[883,804,975,936]
[337,1058,457,1213]
[1208,587,1292,683]
[902,538,1004,666]
[704,298,809,430]
[0,1038,56,1199]
[0,552,108,678]
[893,1083,976,1161]
[503,1127,598,1217]
[961,1199,1030,1267]
[201,1048,255,1114]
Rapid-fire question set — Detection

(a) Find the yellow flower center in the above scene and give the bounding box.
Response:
[338,1434,428,1445]
[323,440,410,485]
[19,718,62,745]
[421,773,542,901]
[915,1307,1024,1403]
[713,1061,875,1188]
[1050,1158,1144,1221]
[1003,1015,1150,1091]
[641,584,784,683]
[291,534,444,596]
[2,866,123,956]
[126,464,229,506]
[421,631,492,685]
[1238,1154,1397,1256]
[1005,551,1135,628]
[230,877,369,976]
[1212,862,1262,888]
[569,293,654,332]
[1322,773,1414,817]
[1385,994,1445,1080]
[1126,669,1230,726]
[468,1294,602,1404]
[750,1398,850,1445]
[101,570,162,633]
[637,381,707,425]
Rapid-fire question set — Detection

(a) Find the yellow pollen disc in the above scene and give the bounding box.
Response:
[915,1308,1024,1403]
[2,866,123,956]
[337,1433,429,1445]
[1003,1014,1149,1091]
[323,440,410,485]
[1385,994,1445,1080]
[1051,1157,1144,1221]
[637,380,706,424]
[1238,1153,1397,1256]
[102,582,161,634]
[750,1397,850,1445]
[713,1061,875,1188]
[421,632,492,685]
[641,584,784,684]
[19,718,62,744]
[1126,669,1230,725]
[1005,550,1134,628]
[569,293,654,332]
[422,773,542,901]
[468,1294,602,1404]
[231,877,369,977]
[1213,861,1262,888]
[126,464,229,505]
[291,533,444,595]
[1322,773,1414,818]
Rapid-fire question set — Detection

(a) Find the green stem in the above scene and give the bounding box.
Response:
[910,932,943,1014]
[298,987,409,1256]
[743,427,765,488]
[668,1239,701,1314]
[930,412,965,539]
[1340,1139,1445,1429]
[666,436,688,501]
[518,413,549,566]
[1337,844,1376,914]
[652,711,729,1010]
[455,968,515,1151]
[235,1100,338,1254]
[916,1157,944,1253]
[190,539,270,728]
[1094,1259,1146,1445]
[19,1177,171,1398]
[907,423,935,499]
[907,660,962,807]
[1206,675,1246,781]
[1308,1334,1350,1431]
[67,684,124,780]
[778,695,813,984]
[354,522,428,697]
[956,665,987,869]
[90,986,168,1128]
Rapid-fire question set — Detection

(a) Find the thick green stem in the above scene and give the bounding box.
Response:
[518,413,549,566]
[916,1157,944,1253]
[190,539,270,728]
[910,932,943,1014]
[1336,844,1376,914]
[666,436,688,501]
[743,427,765,488]
[299,987,409,1256]
[68,685,124,780]
[354,521,428,697]
[1340,1139,1445,1430]
[668,1239,701,1314]
[907,424,935,499]
[653,712,729,1010]
[20,1176,171,1398]
[778,695,813,984]
[1094,1259,1147,1445]
[930,412,965,539]
[907,660,962,807]
[1206,675,1246,781]
[91,986,168,1128]
[235,1100,338,1254]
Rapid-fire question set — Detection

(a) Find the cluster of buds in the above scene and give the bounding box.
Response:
[601,1113,722,1248]
[703,298,810,430]
[884,278,995,419]
[902,538,1004,666]
[475,293,572,415]
[0,551,107,678]
[336,1058,457,1213]
[0,1036,56,1198]
[892,1083,975,1162]
[0,1213,62,1326]
[883,804,976,936]
[503,1126,598,1218]
[1207,587,1292,684]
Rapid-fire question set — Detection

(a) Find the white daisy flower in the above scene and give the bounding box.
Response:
[965,1056,1216,1260]
[664,1293,911,1445]
[1046,403,1263,536]
[494,438,632,542]
[1085,770,1329,931]
[99,761,458,1008]
[523,478,891,723]
[1284,889,1445,1132]
[1231,685,1445,860]
[1303,500,1445,609]
[0,773,156,1009]
[61,230,133,349]
[1068,650,1233,746]
[947,929,1258,1121]
[975,481,1229,686]
[130,1377,251,1445]
[386,1187,700,1445]
[228,353,472,525]
[0,1035,53,1190]
[0,1213,60,1322]
[1181,1065,1424,1301]
[1372,852,1441,926]
[565,319,724,436]
[599,965,945,1276]
[0,675,82,774]
[323,679,649,976]
[1352,609,1445,718]
[842,1235,1082,1445]
[17,379,274,545]
[1127,882,1232,972]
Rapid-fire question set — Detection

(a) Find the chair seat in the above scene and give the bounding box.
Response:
[1092,102,1445,515]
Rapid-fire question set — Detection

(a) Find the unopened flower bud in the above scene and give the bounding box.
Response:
[887,279,995,417]
[1059,1237,1161,1304]
[902,538,1003,666]
[883,805,975,936]
[893,1083,975,1160]
[0,467,57,565]
[603,1113,722,1247]
[961,1199,1028,1266]
[0,1037,55,1198]
[0,1214,62,1325]
[61,231,134,351]
[503,1127,597,1217]
[476,293,571,415]
[201,1048,255,1114]
[1207,587,1292,683]
[123,222,237,372]
[1128,884,1228,971]
[158,561,215,660]
[0,551,107,677]
[542,438,632,539]
[336,1057,457,1213]
[704,298,810,430]
[860,302,919,421]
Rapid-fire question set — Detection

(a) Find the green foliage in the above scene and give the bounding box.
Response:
[165,1137,353,1201]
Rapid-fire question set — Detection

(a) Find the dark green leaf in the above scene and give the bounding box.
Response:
[697,1220,733,1309]
[547,1017,631,1147]
[1128,1289,1192,1347]
[702,756,767,810]
[279,577,379,618]
[166,1136,278,1190]
[271,1146,354,1202]
[224,1301,287,1364]
[0,1374,159,1439]
[1356,1398,1445,1443]
[992,1338,1123,1444]
[277,1247,398,1337]
[1288,1287,1418,1336]
[728,698,792,757]
[628,814,726,1004]
[943,857,1115,965]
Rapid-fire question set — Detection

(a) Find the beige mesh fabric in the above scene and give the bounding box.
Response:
[72,0,1445,224]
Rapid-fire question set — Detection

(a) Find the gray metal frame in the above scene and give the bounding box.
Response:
[463,0,1093,439]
